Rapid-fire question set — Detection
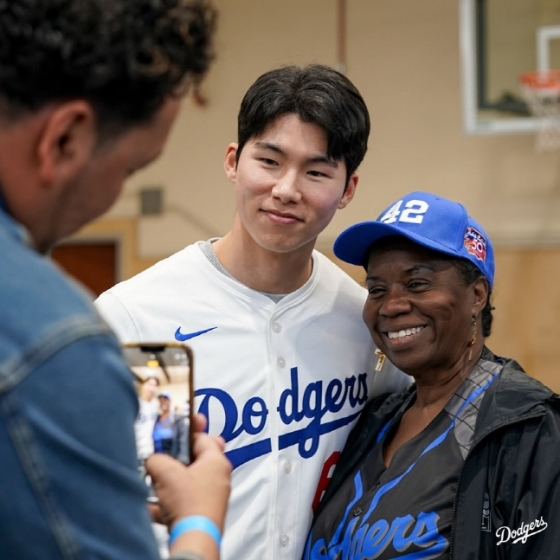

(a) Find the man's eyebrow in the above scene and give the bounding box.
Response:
[253,141,338,167]
[253,141,285,155]
[308,155,339,168]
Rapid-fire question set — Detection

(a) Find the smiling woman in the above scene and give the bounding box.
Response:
[302,191,560,560]
[362,236,486,383]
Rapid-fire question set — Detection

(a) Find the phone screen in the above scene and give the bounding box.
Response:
[122,343,194,500]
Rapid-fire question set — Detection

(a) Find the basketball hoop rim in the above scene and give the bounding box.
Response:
[519,70,560,92]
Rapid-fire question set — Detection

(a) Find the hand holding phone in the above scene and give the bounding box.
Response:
[145,431,231,560]
[122,342,195,501]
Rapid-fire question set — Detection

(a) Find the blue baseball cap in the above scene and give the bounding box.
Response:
[158,391,171,400]
[333,191,495,287]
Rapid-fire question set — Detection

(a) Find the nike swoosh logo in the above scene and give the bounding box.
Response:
[174,326,217,341]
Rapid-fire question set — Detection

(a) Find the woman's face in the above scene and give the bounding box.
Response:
[158,396,170,412]
[362,237,487,380]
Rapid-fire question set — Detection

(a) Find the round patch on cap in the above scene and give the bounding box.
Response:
[464,226,487,262]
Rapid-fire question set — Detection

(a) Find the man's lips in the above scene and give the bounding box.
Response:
[262,209,303,224]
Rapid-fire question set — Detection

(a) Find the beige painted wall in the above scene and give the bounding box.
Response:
[105,0,560,253]
[82,0,560,386]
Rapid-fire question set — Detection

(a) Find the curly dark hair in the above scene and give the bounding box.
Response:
[236,64,370,186]
[0,0,216,135]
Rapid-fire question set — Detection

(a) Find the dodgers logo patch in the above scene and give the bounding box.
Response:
[464,226,487,262]
[496,517,548,545]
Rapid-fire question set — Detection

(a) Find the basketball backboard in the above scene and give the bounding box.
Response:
[460,0,560,134]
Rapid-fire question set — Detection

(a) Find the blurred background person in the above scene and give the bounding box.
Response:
[154,392,176,455]
[153,391,189,461]
[137,376,161,462]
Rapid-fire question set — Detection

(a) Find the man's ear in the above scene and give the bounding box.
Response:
[338,173,358,209]
[224,143,239,182]
[37,101,97,189]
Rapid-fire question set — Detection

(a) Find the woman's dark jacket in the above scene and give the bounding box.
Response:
[311,348,560,559]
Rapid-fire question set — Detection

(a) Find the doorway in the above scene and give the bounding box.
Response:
[51,240,118,297]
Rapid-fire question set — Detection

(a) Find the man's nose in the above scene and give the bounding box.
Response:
[271,170,302,203]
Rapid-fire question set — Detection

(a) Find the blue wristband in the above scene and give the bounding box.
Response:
[169,516,222,548]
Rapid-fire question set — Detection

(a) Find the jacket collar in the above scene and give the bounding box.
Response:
[474,347,560,438]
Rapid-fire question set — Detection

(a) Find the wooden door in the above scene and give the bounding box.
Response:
[51,241,117,297]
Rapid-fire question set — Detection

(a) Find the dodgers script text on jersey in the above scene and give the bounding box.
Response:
[198,366,368,468]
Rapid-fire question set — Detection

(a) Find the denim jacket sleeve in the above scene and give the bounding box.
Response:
[0,326,160,560]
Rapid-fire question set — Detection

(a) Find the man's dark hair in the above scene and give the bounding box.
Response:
[0,0,216,137]
[236,64,370,185]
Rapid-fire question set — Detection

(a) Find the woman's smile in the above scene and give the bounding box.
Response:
[383,325,426,347]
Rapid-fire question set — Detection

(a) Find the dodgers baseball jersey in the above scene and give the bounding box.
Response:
[95,242,411,560]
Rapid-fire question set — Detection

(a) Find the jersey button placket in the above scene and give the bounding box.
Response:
[280,534,290,547]
[272,318,291,556]
[272,324,285,372]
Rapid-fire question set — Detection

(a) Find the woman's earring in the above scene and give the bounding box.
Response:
[468,317,478,362]
[375,349,386,372]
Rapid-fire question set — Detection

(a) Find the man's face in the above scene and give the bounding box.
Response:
[141,378,159,401]
[224,113,357,256]
[45,97,181,251]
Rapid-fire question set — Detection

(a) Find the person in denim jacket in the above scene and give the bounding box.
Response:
[0,2,230,560]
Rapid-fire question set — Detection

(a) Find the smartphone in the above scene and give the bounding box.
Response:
[122,342,194,501]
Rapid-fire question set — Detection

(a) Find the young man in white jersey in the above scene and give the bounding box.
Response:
[96,64,410,560]
[136,376,160,461]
